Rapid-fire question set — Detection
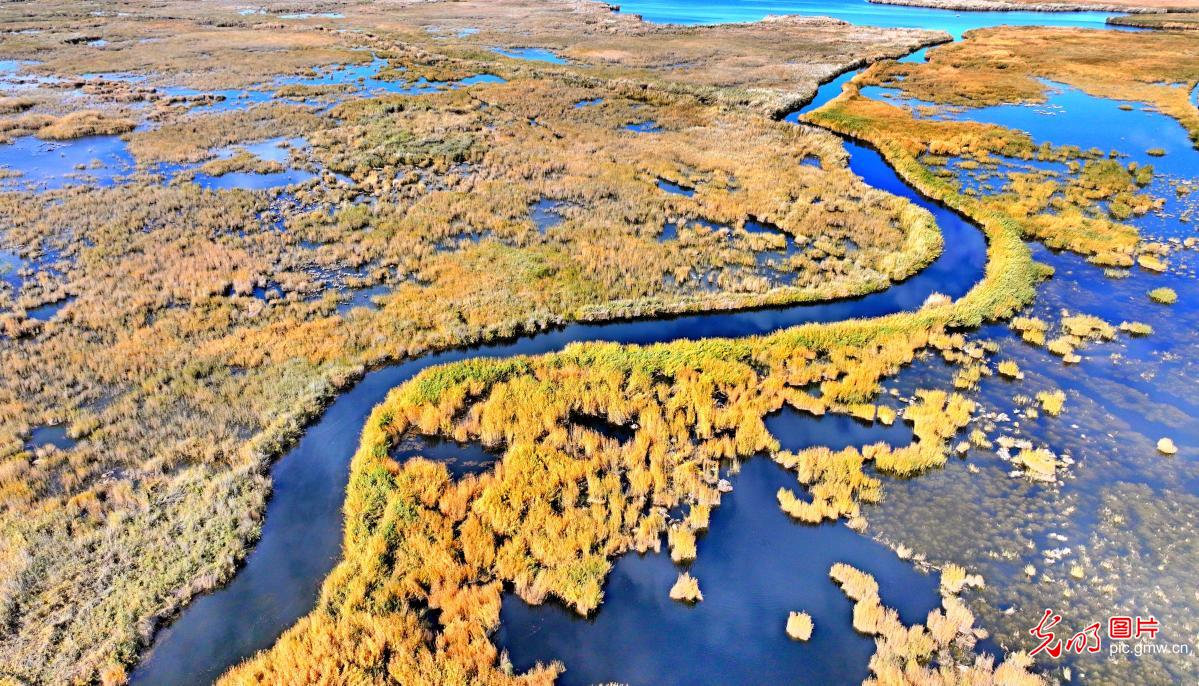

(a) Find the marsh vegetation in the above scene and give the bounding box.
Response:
[2,1,1197,684]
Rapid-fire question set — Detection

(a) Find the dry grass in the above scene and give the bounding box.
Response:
[1109,12,1199,30]
[786,611,813,640]
[35,110,137,140]
[1035,389,1066,416]
[670,573,704,603]
[1149,287,1178,304]
[830,562,1043,686]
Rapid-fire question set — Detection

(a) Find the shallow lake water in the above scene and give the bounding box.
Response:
[496,457,940,686]
[0,133,135,190]
[493,47,567,64]
[615,0,1118,37]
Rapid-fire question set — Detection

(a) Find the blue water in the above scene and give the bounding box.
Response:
[26,297,72,322]
[336,284,392,314]
[0,134,135,190]
[531,198,567,232]
[574,97,604,108]
[157,85,275,114]
[615,0,1120,38]
[768,405,915,451]
[26,425,76,451]
[279,12,344,19]
[189,169,318,191]
[493,47,567,64]
[627,120,664,133]
[915,81,1196,177]
[233,137,306,164]
[787,70,857,121]
[274,56,506,98]
[657,178,696,196]
[391,433,501,478]
[0,59,504,190]
[0,250,21,290]
[0,60,64,91]
[497,458,939,686]
[122,3,1198,685]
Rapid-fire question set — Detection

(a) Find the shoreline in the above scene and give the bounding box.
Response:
[1108,11,1199,24]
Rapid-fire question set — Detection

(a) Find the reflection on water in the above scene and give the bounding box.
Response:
[27,424,77,451]
[766,405,914,453]
[107,3,1199,684]
[626,120,663,133]
[26,297,73,322]
[0,58,506,190]
[530,198,567,232]
[497,458,941,686]
[391,433,501,478]
[0,134,135,190]
[656,178,695,197]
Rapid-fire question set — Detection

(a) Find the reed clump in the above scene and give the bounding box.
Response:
[1035,389,1066,416]
[1149,287,1178,304]
[786,611,813,640]
[35,110,137,140]
[831,562,1043,686]
[670,572,704,603]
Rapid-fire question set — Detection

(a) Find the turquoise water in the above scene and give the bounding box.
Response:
[615,0,1120,37]
[493,47,568,64]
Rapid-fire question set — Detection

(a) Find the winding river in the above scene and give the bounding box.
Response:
[130,1,1179,683]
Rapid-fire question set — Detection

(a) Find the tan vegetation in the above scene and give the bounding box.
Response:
[1035,389,1066,416]
[829,562,1043,686]
[349,0,945,116]
[846,26,1199,148]
[804,58,1166,269]
[1014,447,1059,481]
[996,360,1023,380]
[1108,11,1199,30]
[36,110,137,140]
[1119,320,1154,336]
[1149,287,1178,304]
[786,610,813,640]
[1010,316,1048,346]
[670,573,704,603]
[2,3,1183,685]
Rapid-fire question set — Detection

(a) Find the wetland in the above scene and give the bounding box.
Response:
[0,1,1197,685]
